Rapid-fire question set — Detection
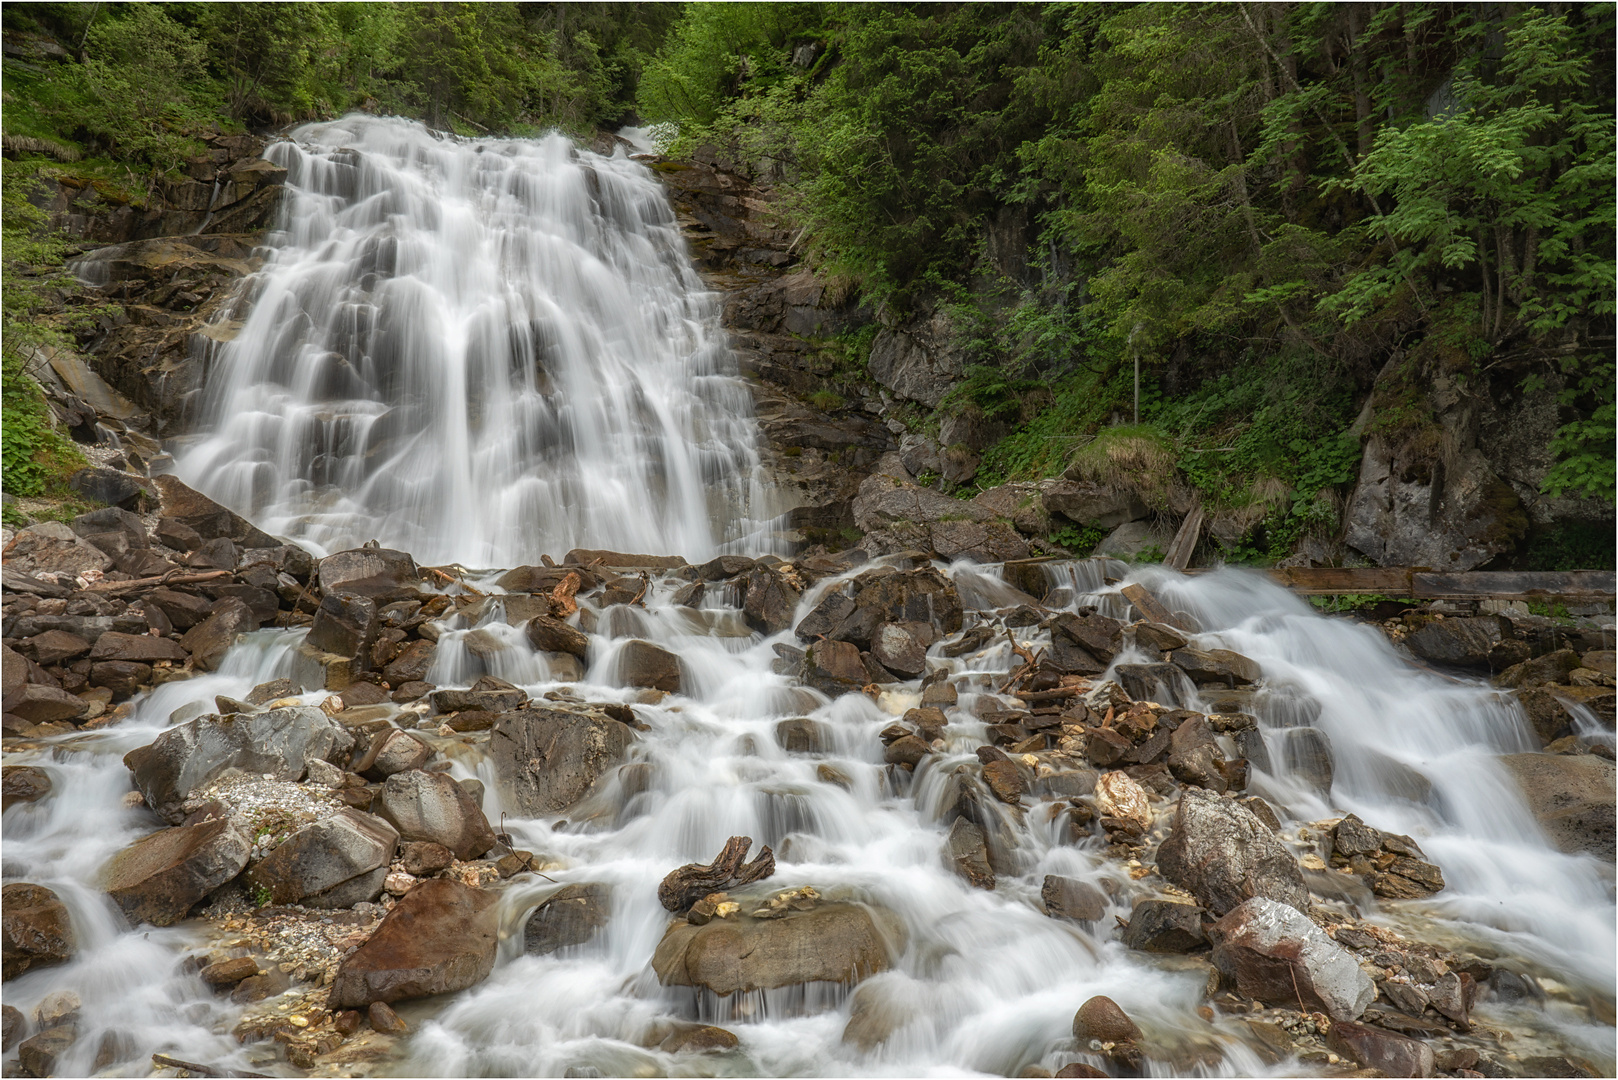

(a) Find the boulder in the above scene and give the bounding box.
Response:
[525,615,589,658]
[741,566,801,634]
[946,818,995,890]
[4,521,113,576]
[329,878,500,1007]
[869,623,928,678]
[1,883,74,980]
[87,631,188,664]
[853,568,963,639]
[376,769,496,861]
[803,639,867,696]
[972,482,1050,535]
[1167,714,1227,791]
[124,705,353,823]
[652,902,902,994]
[1,1004,20,1051]
[306,593,380,661]
[775,717,827,754]
[1094,770,1152,832]
[523,883,611,955]
[563,549,685,569]
[981,759,1027,803]
[17,1025,76,1077]
[1041,480,1148,530]
[187,536,239,571]
[89,660,151,699]
[317,547,419,596]
[1208,897,1375,1021]
[1156,787,1308,916]
[1122,899,1206,953]
[23,630,91,666]
[884,734,931,768]
[382,640,436,684]
[1326,1020,1436,1078]
[489,707,634,815]
[145,588,213,630]
[1404,618,1504,670]
[1493,648,1581,689]
[151,475,278,547]
[1041,875,1106,922]
[246,809,398,906]
[1050,611,1123,665]
[1113,662,1189,706]
[1513,685,1615,745]
[1169,648,1260,686]
[1071,995,1141,1044]
[1498,753,1615,858]
[101,816,251,926]
[179,596,258,671]
[429,688,527,713]
[354,729,432,780]
[1096,520,1171,560]
[618,640,681,693]
[9,684,90,725]
[2,766,52,811]
[1276,726,1334,793]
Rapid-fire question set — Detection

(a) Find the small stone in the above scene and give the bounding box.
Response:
[200,956,260,987]
[384,871,419,896]
[32,990,80,1029]
[367,1001,408,1034]
[1071,996,1141,1044]
[333,1009,364,1036]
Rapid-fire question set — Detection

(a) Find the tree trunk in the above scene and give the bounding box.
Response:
[657,836,776,912]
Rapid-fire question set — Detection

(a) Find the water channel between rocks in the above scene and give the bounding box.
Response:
[2,116,1613,1080]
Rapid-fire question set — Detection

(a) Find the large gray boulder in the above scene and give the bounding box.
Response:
[1156,788,1308,915]
[245,808,398,906]
[851,461,1029,563]
[102,816,250,926]
[316,547,419,597]
[489,707,633,815]
[4,522,113,577]
[652,902,904,995]
[1499,753,1615,858]
[376,769,496,861]
[124,706,354,824]
[329,878,499,1007]
[1039,479,1147,530]
[1209,897,1375,1022]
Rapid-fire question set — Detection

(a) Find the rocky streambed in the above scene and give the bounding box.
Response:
[2,478,1615,1078]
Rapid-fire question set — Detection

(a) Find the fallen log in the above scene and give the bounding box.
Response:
[80,569,233,596]
[1118,583,1188,630]
[151,1053,270,1078]
[1012,687,1084,703]
[658,835,775,912]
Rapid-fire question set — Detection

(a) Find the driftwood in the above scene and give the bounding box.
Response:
[999,627,1043,693]
[549,571,582,617]
[1012,686,1084,703]
[151,1054,270,1078]
[657,835,775,912]
[79,568,233,596]
[1118,582,1188,630]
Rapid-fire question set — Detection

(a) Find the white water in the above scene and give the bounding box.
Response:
[7,116,1614,1077]
[173,114,780,566]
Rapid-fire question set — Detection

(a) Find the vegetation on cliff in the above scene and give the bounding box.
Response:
[2,2,1612,566]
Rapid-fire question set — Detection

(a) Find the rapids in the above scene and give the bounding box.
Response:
[3,117,1613,1078]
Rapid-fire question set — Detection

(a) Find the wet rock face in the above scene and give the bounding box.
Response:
[618,640,681,693]
[1,765,52,811]
[1209,897,1376,1022]
[523,883,611,956]
[124,705,353,824]
[1156,788,1308,916]
[1042,875,1106,923]
[852,463,1031,563]
[1498,752,1616,858]
[1404,617,1506,669]
[1071,995,1141,1044]
[1122,899,1206,953]
[1327,1019,1436,1077]
[101,816,251,927]
[651,902,903,995]
[1,883,75,980]
[489,707,634,815]
[329,878,501,1008]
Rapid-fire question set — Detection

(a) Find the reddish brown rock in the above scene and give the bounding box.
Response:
[328,879,500,1007]
[1,883,74,980]
[102,817,251,927]
[1326,1019,1435,1077]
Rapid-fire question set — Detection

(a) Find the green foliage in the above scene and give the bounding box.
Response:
[1048,522,1105,555]
[1537,358,1615,500]
[807,389,846,412]
[251,883,273,908]
[1308,593,1408,614]
[1520,521,1616,572]
[2,352,86,500]
[939,364,1042,422]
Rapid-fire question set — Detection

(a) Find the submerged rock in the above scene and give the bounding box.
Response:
[523,883,611,955]
[1209,897,1375,1021]
[1041,875,1106,923]
[329,878,500,1007]
[652,901,902,995]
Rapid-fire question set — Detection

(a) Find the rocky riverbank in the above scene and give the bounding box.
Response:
[3,478,1614,1077]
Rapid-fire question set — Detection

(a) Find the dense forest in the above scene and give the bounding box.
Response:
[3,1,1613,567]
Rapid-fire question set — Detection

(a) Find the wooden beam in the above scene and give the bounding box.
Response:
[1265,567,1413,595]
[1412,570,1616,600]
[1118,582,1188,629]
[1164,503,1204,571]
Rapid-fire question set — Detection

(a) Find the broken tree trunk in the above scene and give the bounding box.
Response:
[657,835,776,912]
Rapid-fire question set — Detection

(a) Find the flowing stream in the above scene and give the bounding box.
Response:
[3,117,1613,1078]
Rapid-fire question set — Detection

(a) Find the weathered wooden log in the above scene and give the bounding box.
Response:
[1118,583,1188,630]
[657,835,776,912]
[151,1053,270,1078]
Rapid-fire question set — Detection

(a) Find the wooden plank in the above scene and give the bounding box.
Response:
[1164,503,1204,571]
[1412,570,1616,600]
[1265,567,1413,595]
[1118,582,1188,629]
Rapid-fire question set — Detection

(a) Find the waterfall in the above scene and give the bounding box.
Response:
[174,115,779,566]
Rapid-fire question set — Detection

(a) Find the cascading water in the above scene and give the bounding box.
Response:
[5,116,1613,1078]
[173,115,780,566]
